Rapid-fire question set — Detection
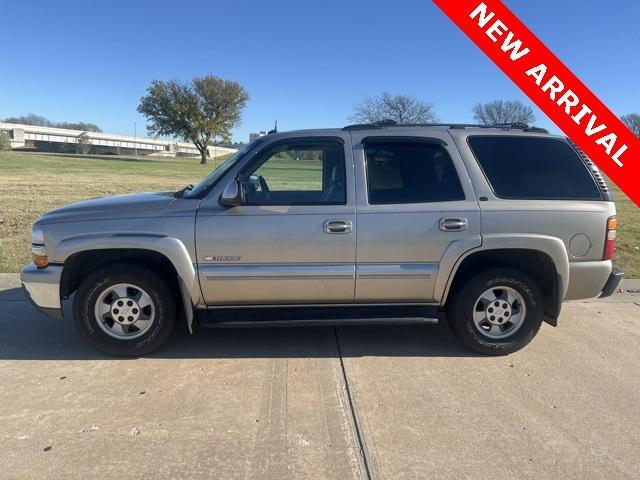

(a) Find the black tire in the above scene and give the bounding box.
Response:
[73,264,177,357]
[446,268,543,355]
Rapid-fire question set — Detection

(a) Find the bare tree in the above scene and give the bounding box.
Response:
[3,113,53,127]
[2,114,102,132]
[472,100,535,125]
[621,113,640,138]
[350,92,439,124]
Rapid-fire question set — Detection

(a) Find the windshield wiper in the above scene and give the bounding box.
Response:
[175,184,194,198]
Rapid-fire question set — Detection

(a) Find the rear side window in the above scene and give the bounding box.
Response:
[468,136,601,200]
[364,142,465,204]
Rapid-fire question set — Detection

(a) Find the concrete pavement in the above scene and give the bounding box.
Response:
[1,274,639,479]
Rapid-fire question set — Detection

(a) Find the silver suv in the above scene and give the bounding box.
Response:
[21,122,623,356]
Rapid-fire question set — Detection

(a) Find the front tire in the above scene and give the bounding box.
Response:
[73,264,176,356]
[446,268,544,355]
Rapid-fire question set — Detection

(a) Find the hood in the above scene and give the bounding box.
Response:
[38,192,179,224]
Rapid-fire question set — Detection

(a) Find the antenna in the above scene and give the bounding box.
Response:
[268,120,278,135]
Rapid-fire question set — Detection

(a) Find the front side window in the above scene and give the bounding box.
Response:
[467,136,602,200]
[364,141,465,204]
[240,141,346,205]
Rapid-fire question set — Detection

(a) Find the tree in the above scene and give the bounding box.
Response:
[2,114,102,132]
[621,113,640,138]
[0,131,11,151]
[76,132,92,154]
[3,113,53,127]
[138,75,249,164]
[349,92,439,125]
[472,100,535,125]
[57,122,102,132]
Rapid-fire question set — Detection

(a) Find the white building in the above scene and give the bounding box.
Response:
[0,123,237,158]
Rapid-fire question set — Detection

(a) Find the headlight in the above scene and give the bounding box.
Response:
[30,228,48,268]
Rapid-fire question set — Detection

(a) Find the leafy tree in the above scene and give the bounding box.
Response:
[138,75,249,164]
[0,131,11,151]
[472,100,535,125]
[621,113,640,138]
[76,132,92,154]
[350,92,439,125]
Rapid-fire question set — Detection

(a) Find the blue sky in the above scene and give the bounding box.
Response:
[1,0,638,142]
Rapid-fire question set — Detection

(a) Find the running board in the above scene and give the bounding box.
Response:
[198,306,439,328]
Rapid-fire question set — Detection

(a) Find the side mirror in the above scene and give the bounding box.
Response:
[219,180,245,207]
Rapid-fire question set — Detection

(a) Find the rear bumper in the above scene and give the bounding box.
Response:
[599,268,624,298]
[565,260,614,300]
[20,262,64,319]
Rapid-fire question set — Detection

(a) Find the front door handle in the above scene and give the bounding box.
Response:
[324,220,353,234]
[439,217,468,232]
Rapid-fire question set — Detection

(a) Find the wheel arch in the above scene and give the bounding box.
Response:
[57,235,201,330]
[439,235,570,326]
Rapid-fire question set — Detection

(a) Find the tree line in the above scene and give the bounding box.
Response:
[349,92,640,138]
[3,77,639,161]
[2,113,102,133]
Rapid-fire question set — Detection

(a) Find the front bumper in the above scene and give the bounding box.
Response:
[599,268,624,298]
[20,262,64,319]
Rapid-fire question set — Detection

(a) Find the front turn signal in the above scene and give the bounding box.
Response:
[31,244,49,268]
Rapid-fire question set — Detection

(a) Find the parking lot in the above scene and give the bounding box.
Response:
[1,273,639,480]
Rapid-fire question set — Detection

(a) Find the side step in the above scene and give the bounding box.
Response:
[198,306,440,328]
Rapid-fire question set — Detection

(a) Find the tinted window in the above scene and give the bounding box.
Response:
[365,142,465,204]
[240,141,346,205]
[468,136,601,200]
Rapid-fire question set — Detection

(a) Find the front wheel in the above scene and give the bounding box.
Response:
[446,268,544,355]
[73,264,177,356]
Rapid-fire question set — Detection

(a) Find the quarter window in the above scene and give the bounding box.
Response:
[467,136,601,200]
[364,142,465,204]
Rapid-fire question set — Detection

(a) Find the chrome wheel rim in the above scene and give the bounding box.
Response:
[94,283,155,340]
[472,286,526,339]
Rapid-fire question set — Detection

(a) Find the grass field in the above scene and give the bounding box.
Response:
[1,151,638,276]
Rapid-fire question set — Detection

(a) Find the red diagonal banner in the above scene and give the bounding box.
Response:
[433,0,640,207]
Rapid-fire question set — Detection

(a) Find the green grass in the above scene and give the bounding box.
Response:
[0,151,230,272]
[0,151,638,277]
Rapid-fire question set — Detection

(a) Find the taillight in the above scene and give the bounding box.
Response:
[603,216,617,260]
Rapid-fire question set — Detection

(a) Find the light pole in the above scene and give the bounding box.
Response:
[134,122,137,157]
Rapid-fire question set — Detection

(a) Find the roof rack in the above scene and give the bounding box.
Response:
[342,120,548,134]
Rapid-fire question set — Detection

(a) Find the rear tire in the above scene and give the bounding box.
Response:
[446,268,543,355]
[73,264,176,357]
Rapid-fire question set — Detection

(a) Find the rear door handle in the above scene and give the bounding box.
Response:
[324,220,353,234]
[439,217,468,232]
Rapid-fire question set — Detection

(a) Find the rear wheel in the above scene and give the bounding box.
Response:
[446,268,543,355]
[73,264,176,356]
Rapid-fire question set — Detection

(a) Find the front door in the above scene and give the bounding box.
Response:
[196,135,356,306]
[351,131,481,303]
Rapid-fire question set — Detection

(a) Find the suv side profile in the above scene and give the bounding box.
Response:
[21,122,623,356]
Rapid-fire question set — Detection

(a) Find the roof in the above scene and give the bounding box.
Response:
[342,120,549,134]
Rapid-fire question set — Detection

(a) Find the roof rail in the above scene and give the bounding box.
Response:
[342,121,549,134]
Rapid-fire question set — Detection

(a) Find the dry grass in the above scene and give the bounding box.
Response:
[0,151,638,277]
[0,151,227,272]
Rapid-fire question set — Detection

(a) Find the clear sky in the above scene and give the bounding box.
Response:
[1,0,638,143]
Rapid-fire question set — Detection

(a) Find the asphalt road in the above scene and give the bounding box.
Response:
[1,274,639,480]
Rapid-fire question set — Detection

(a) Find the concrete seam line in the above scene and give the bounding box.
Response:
[334,327,375,480]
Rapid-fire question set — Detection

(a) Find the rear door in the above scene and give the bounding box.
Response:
[351,129,481,303]
[195,133,357,305]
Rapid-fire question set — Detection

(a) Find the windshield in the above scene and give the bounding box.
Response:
[186,139,263,198]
